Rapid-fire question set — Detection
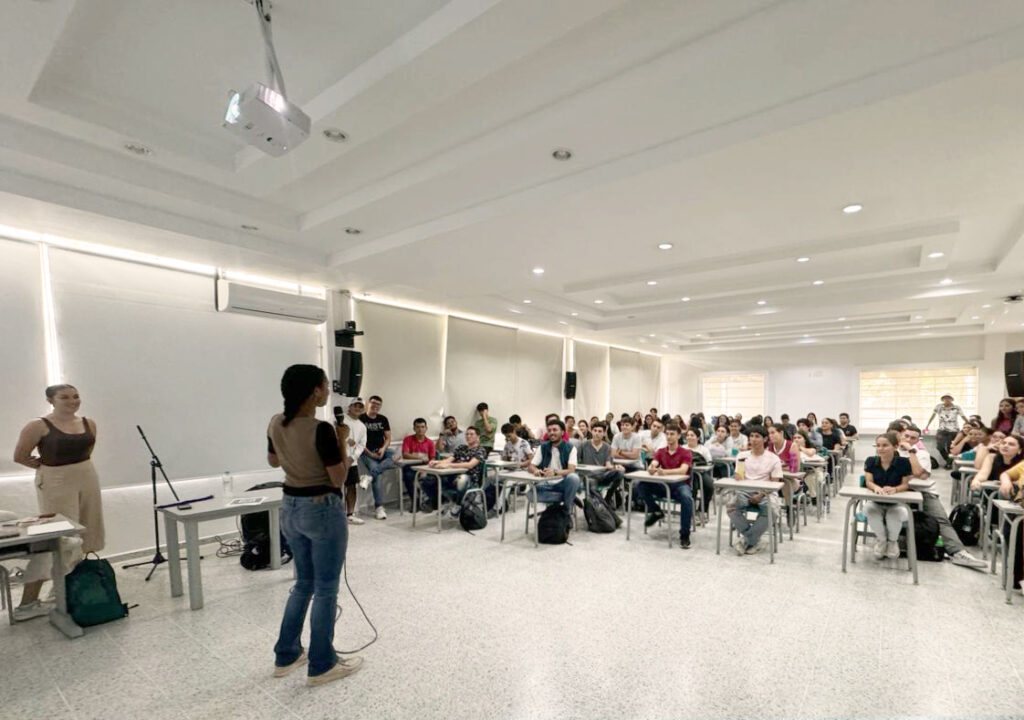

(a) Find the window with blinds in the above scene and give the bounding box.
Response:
[701,373,766,418]
[858,367,978,430]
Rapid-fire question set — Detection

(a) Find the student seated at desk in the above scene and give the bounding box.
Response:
[500,423,534,468]
[997,461,1024,591]
[684,428,715,512]
[639,419,668,455]
[792,433,823,500]
[838,412,859,441]
[578,422,625,506]
[971,433,1023,491]
[797,418,823,450]
[641,423,694,549]
[527,420,582,523]
[972,430,1005,470]
[610,417,643,469]
[726,420,748,453]
[863,432,913,561]
[436,415,466,455]
[400,418,436,508]
[706,426,730,463]
[730,426,783,555]
[423,426,487,512]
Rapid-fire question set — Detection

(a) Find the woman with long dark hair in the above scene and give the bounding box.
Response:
[991,398,1017,435]
[268,364,364,686]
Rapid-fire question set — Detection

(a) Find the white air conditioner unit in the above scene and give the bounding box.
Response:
[216,279,327,324]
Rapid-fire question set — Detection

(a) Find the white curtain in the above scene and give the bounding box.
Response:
[49,250,321,487]
[0,240,48,475]
[513,331,564,431]
[573,341,608,423]
[610,348,660,416]
[443,318,517,430]
[355,300,445,437]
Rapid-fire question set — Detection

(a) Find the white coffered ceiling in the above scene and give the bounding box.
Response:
[5,0,1024,351]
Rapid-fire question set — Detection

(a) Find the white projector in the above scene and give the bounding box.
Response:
[223,82,310,156]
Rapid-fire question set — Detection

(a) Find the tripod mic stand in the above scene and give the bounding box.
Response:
[123,425,189,581]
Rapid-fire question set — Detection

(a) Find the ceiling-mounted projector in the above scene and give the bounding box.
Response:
[223,82,310,156]
[223,0,309,156]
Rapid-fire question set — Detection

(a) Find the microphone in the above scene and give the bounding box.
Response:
[333,406,344,425]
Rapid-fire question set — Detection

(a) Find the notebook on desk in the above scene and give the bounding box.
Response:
[26,520,76,535]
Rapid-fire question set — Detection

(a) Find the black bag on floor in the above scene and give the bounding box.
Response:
[583,490,620,533]
[930,455,939,470]
[459,490,487,532]
[898,510,942,561]
[949,503,981,546]
[65,555,128,627]
[240,482,292,570]
[537,504,569,544]
[484,483,497,512]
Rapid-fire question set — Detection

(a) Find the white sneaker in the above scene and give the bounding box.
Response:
[375,506,387,520]
[951,550,987,570]
[13,601,50,622]
[273,650,307,678]
[872,539,887,560]
[307,656,364,687]
[885,540,901,559]
[358,475,372,490]
[347,514,365,526]
[733,537,747,555]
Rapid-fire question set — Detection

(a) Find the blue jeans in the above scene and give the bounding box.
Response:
[536,473,582,512]
[360,449,397,508]
[730,491,769,547]
[418,473,469,506]
[639,480,693,540]
[274,494,348,677]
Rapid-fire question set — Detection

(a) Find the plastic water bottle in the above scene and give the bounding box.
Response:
[222,471,234,497]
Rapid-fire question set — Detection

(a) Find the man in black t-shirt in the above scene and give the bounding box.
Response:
[838,413,859,440]
[358,395,397,520]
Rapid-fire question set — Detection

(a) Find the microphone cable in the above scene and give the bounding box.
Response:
[333,560,378,654]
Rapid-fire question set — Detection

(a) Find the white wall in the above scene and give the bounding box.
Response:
[665,333,1023,432]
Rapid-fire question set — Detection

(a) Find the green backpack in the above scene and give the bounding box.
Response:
[65,555,129,627]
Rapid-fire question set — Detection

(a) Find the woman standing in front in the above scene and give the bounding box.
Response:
[12,384,105,620]
[268,365,364,686]
[863,432,913,561]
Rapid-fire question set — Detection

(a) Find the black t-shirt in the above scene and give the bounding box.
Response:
[821,429,844,450]
[267,421,342,467]
[864,455,911,488]
[453,444,488,485]
[840,424,858,437]
[360,413,390,452]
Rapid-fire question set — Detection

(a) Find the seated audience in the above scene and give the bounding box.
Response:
[641,423,694,549]
[838,412,859,440]
[527,420,582,522]
[611,416,643,469]
[436,415,466,455]
[999,457,1024,590]
[639,418,668,455]
[797,418,823,450]
[359,395,398,520]
[564,415,579,441]
[577,422,625,505]
[423,426,487,511]
[500,423,534,468]
[575,419,591,441]
[805,412,820,431]
[791,432,823,500]
[688,414,705,443]
[991,398,1017,435]
[472,402,498,453]
[972,433,1023,490]
[1013,399,1024,436]
[400,418,436,506]
[726,420,748,453]
[685,427,714,511]
[778,413,797,440]
[730,426,783,554]
[863,432,912,560]
[508,414,534,441]
[707,426,730,461]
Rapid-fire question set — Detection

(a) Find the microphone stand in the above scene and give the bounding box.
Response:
[123,425,190,581]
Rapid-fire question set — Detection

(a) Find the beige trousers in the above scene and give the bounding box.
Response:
[35,459,105,553]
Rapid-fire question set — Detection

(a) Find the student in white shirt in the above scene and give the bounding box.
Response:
[639,419,668,455]
[729,426,783,554]
[726,420,748,453]
[528,419,582,521]
[706,426,730,460]
[611,417,643,469]
[341,398,368,525]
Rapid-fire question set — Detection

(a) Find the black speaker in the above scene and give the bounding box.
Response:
[1006,351,1024,396]
[336,349,363,397]
[564,371,577,399]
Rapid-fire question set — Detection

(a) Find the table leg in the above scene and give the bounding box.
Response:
[715,488,722,555]
[184,522,203,611]
[47,537,82,639]
[164,513,182,598]
[906,502,918,585]
[500,478,506,542]
[983,496,995,559]
[269,508,281,571]
[841,497,854,573]
[1006,516,1022,604]
[532,484,538,547]
[437,474,443,534]
[768,506,775,564]
[626,479,632,541]
[412,471,420,527]
[662,482,672,549]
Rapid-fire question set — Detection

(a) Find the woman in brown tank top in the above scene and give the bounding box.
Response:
[12,384,106,620]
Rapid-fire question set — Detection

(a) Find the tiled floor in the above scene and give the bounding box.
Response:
[2,457,1023,720]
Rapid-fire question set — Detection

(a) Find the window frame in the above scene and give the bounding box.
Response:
[856,362,979,433]
[699,370,767,419]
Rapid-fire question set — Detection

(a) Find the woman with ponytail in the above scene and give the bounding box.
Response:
[267,364,364,687]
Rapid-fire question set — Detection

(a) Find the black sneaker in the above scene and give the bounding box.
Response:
[644,509,664,528]
[679,536,691,549]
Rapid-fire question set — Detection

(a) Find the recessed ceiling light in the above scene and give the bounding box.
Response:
[695,333,702,338]
[837,317,846,321]
[522,299,532,304]
[681,297,691,302]
[914,315,923,319]
[982,304,992,309]
[658,243,673,250]
[842,204,863,214]
[923,325,931,329]
[532,267,545,275]
[648,333,656,337]
[928,251,945,259]
[322,128,349,142]
[971,316,979,320]
[754,333,761,337]
[646,280,658,286]
[552,148,572,161]
[796,257,810,263]
[812,280,824,286]
[756,300,767,305]
[661,344,668,349]
[803,334,810,338]
[345,227,361,235]
[593,299,604,304]
[843,326,851,330]
[939,278,953,285]
[558,321,568,325]
[571,312,579,316]
[123,142,152,156]
[240,224,259,231]
[740,325,747,330]
[509,308,522,314]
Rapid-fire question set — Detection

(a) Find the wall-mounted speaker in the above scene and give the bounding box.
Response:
[1006,351,1024,397]
[564,371,577,399]
[335,348,363,397]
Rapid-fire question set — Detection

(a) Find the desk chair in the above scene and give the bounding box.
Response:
[0,564,15,625]
[849,477,912,572]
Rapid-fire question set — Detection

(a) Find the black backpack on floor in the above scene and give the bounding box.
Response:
[583,490,620,533]
[949,503,981,547]
[537,504,570,544]
[459,490,487,532]
[65,555,129,627]
[240,482,292,570]
[898,510,943,561]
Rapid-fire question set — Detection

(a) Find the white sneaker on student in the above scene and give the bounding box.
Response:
[872,539,887,560]
[885,540,901,559]
[375,506,387,520]
[733,538,747,555]
[306,656,364,687]
[13,601,50,622]
[272,651,307,678]
[347,514,365,526]
[359,475,372,489]
[950,550,986,569]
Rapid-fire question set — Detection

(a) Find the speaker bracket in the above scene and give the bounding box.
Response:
[335,321,364,348]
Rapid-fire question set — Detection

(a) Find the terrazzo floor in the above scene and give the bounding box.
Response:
[2,457,1023,720]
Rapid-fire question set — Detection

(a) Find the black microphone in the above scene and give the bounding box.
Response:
[333,406,344,425]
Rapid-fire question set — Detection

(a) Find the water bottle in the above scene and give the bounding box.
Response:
[222,471,234,497]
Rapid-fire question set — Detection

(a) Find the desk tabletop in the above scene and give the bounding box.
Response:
[782,471,807,480]
[909,479,936,491]
[713,477,784,492]
[160,488,282,521]
[713,456,737,464]
[625,470,689,482]
[992,499,1024,515]
[801,457,827,467]
[0,514,83,551]
[838,487,922,503]
[485,459,523,468]
[499,470,549,483]
[409,464,468,475]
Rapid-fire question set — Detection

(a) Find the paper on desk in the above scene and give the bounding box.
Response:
[26,520,75,535]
